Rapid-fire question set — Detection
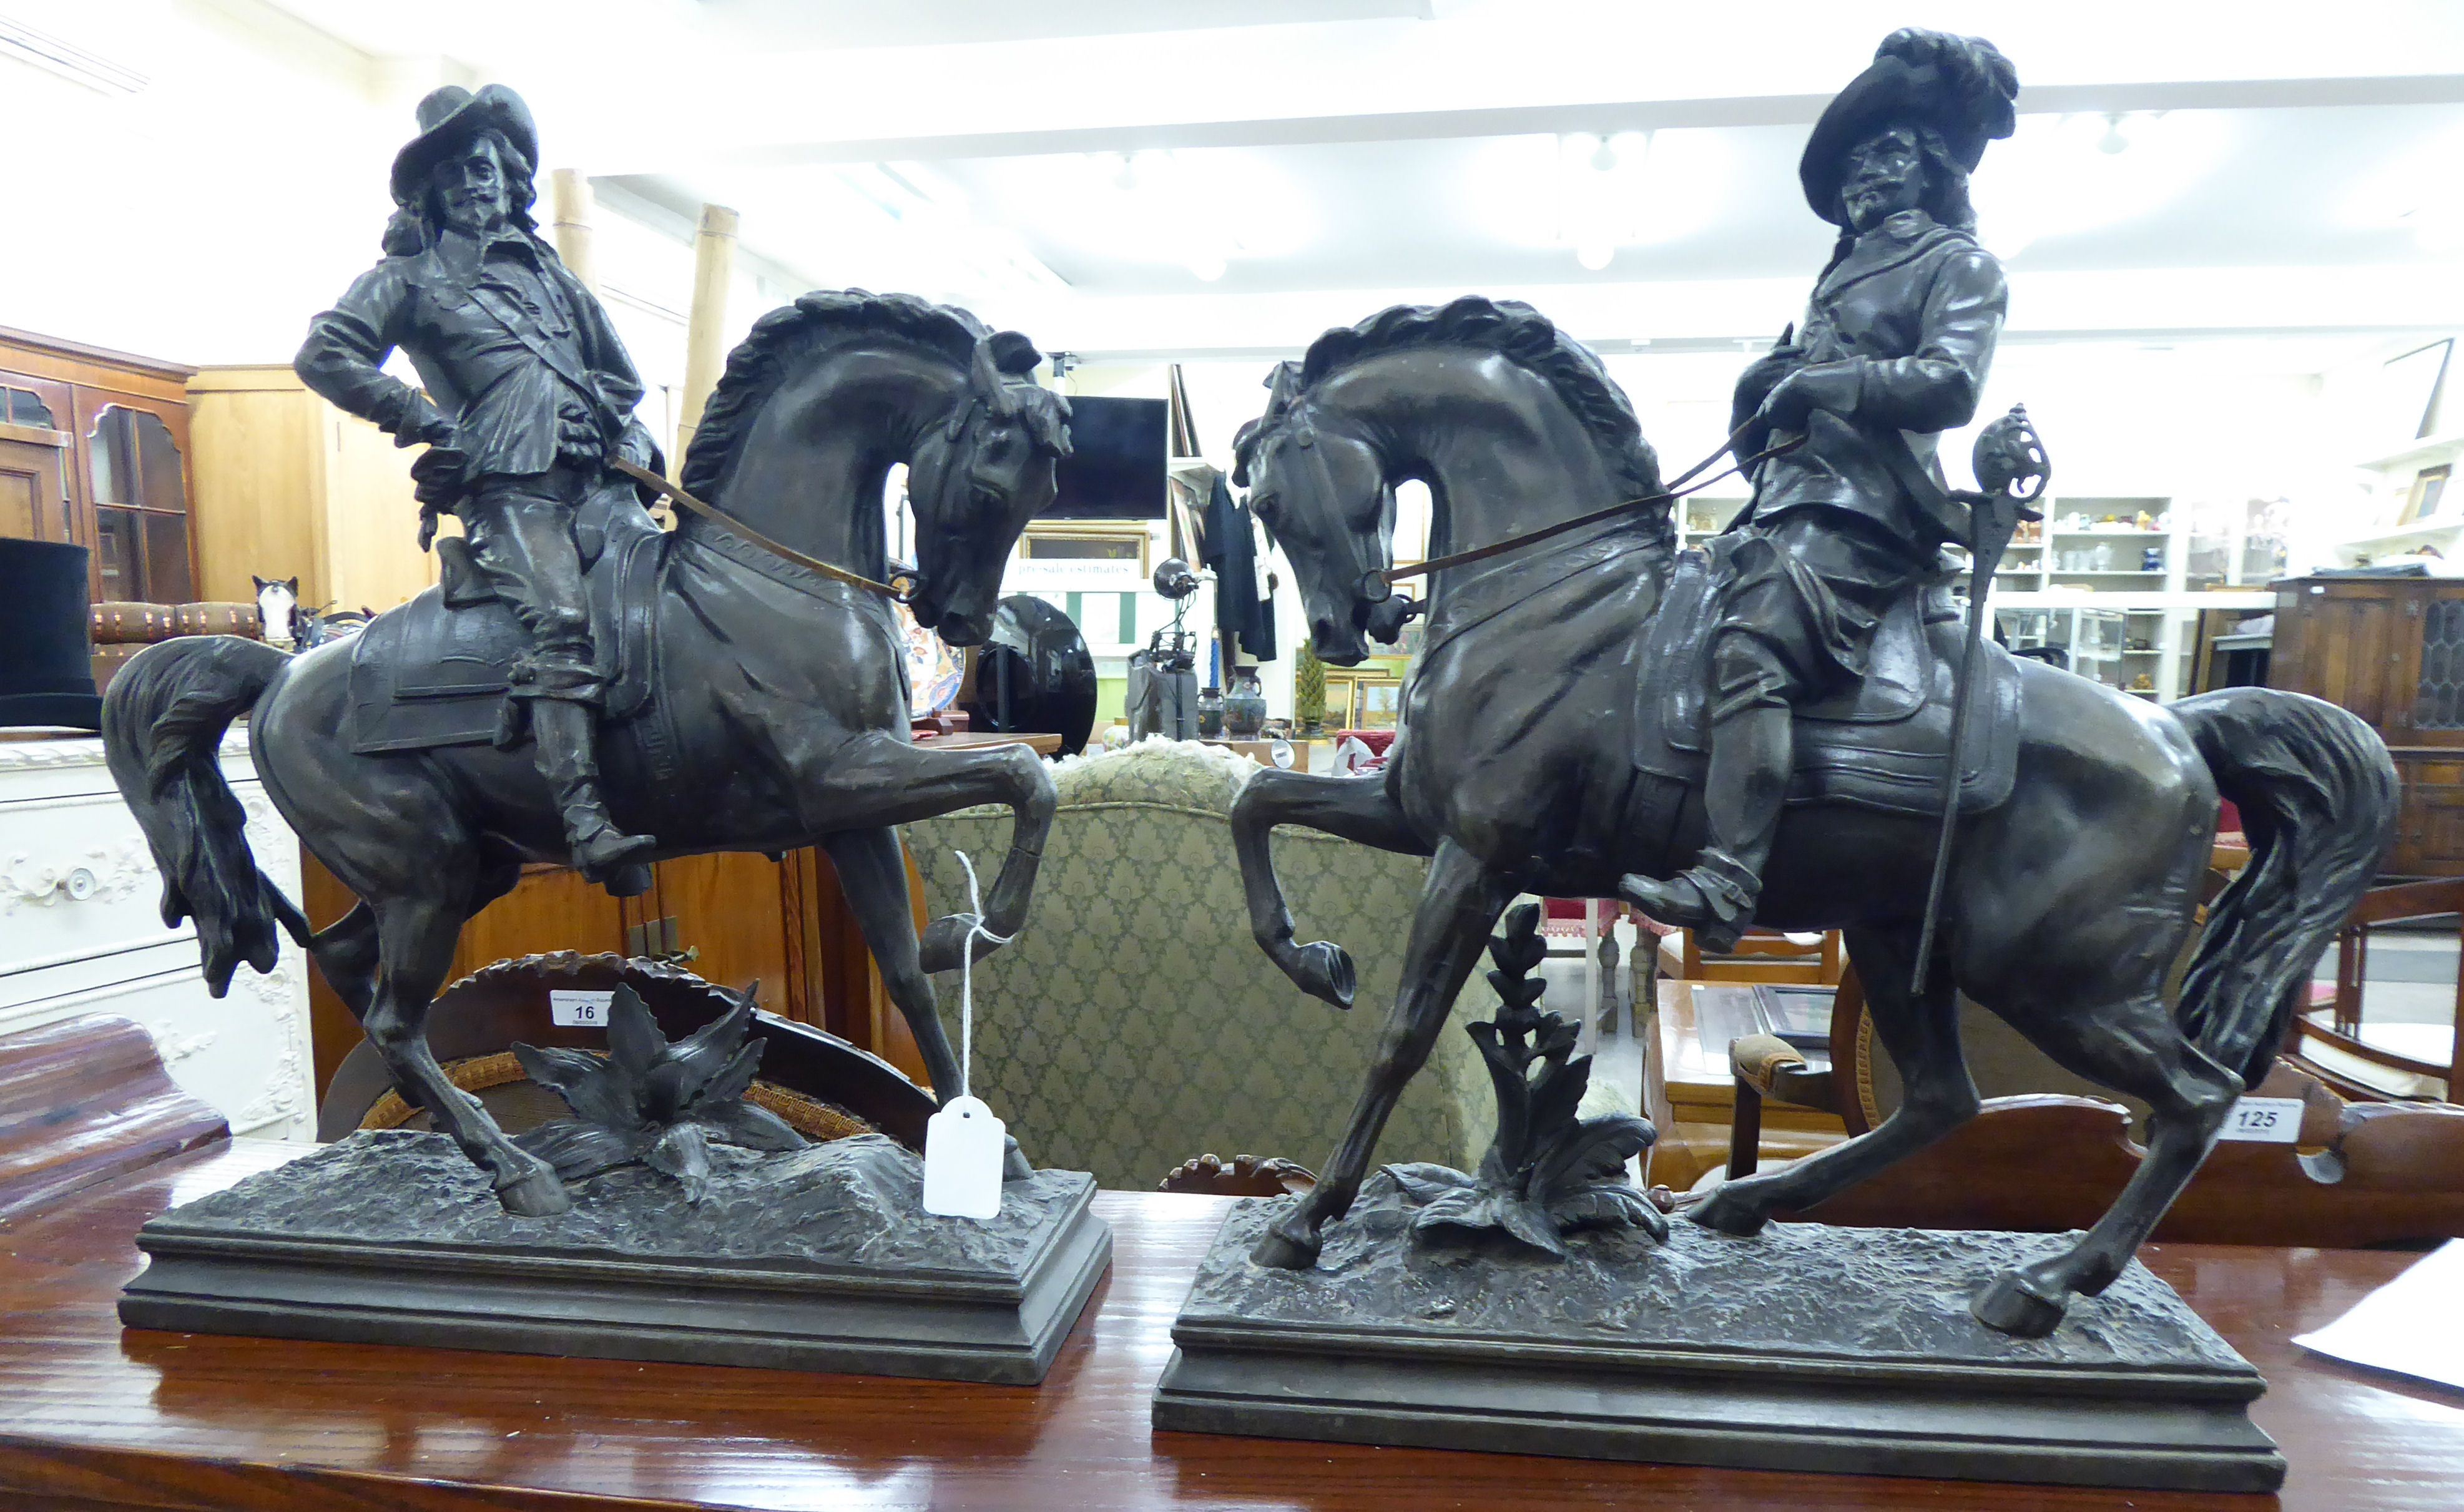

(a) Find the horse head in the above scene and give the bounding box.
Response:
[904,330,1072,646]
[1234,363,1404,667]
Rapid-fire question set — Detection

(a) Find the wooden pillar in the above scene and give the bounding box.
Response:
[546,169,596,292]
[675,203,739,476]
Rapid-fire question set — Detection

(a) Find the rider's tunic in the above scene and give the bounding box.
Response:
[297,225,654,686]
[1715,207,2007,718]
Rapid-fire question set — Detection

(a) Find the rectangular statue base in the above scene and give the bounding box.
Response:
[1153,1194,2282,1493]
[121,1131,1111,1385]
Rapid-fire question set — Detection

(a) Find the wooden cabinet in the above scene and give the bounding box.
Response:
[0,326,199,604]
[2270,574,2464,874]
[185,366,438,612]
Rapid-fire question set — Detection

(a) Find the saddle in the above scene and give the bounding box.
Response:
[348,511,668,756]
[1631,548,2021,817]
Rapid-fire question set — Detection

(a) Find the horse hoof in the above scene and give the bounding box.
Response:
[1002,1135,1034,1181]
[1250,1226,1323,1270]
[1972,1269,2068,1338]
[918,913,987,974]
[1292,941,1356,1009]
[498,1167,571,1217]
[1686,1188,1771,1237]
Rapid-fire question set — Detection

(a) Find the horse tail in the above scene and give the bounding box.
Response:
[2171,687,2398,1087]
[102,637,310,996]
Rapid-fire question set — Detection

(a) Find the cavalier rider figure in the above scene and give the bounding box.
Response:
[297,84,661,895]
[1621,30,2020,951]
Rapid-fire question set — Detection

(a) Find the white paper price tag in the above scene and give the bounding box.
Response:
[549,989,614,1028]
[923,1096,1007,1219]
[2219,1096,2304,1144]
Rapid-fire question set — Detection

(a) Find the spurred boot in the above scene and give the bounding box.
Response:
[529,695,655,896]
[1620,702,1791,953]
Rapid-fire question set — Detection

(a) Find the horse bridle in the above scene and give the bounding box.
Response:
[1341,416,1806,612]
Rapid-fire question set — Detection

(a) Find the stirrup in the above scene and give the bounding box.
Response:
[1619,848,1761,953]
[571,820,655,895]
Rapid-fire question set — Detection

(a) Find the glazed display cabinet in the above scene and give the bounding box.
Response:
[2269,572,2464,875]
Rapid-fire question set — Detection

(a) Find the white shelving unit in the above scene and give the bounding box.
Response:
[2335,431,2464,569]
[1680,495,2274,702]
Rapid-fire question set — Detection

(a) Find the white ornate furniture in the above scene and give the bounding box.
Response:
[0,730,313,1141]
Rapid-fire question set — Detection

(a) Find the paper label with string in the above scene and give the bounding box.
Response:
[923,1096,1006,1219]
[921,847,1014,1221]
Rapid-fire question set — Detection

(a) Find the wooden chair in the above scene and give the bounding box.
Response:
[1717,966,2464,1247]
[2287,875,2464,1104]
[317,952,939,1152]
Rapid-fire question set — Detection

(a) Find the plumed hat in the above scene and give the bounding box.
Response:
[1800,29,2018,225]
[390,83,539,207]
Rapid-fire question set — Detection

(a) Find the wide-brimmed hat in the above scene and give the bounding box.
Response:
[1799,29,2018,225]
[390,83,539,207]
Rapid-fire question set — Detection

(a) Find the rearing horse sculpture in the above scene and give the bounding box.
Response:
[106,292,1070,1216]
[1228,296,2395,1336]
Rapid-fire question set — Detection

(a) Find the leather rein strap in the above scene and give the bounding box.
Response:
[1375,418,1802,589]
[611,458,917,604]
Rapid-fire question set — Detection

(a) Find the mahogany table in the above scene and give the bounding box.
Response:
[3,1141,2460,1511]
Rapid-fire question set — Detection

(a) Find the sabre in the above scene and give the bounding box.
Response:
[1910,405,2049,992]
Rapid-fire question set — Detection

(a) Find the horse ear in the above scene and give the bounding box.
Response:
[987,330,1041,375]
[285,576,299,593]
[252,574,267,591]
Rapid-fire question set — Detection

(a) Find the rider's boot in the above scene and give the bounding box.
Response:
[529,694,655,896]
[1620,700,1790,953]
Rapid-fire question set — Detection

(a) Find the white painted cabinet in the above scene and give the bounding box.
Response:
[0,731,313,1141]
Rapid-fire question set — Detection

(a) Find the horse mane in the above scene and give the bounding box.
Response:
[1237,295,1666,516]
[680,289,991,502]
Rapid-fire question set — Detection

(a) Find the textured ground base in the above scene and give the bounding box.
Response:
[122,1131,1110,1383]
[1154,1176,2282,1492]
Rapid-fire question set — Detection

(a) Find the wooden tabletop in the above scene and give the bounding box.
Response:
[908,729,1064,754]
[2,1141,2460,1511]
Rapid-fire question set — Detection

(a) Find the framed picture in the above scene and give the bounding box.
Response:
[2378,339,2453,453]
[2403,464,2453,524]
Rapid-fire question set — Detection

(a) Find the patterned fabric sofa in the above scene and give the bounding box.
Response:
[906,740,1493,1190]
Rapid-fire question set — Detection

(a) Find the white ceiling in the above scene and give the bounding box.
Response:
[252,0,2464,355]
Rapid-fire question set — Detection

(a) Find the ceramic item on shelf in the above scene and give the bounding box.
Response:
[1197,685,1225,738]
[2142,547,2163,572]
[1224,670,1267,739]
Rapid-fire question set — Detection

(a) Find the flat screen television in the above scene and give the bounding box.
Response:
[1046,395,1167,519]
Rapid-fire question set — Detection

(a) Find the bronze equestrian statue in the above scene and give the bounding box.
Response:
[105,90,1072,1217]
[296,84,664,893]
[1224,32,2396,1337]
[1621,31,2019,952]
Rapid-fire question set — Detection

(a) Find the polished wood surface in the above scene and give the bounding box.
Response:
[911,728,1065,754]
[0,1016,224,1224]
[7,1141,2456,1511]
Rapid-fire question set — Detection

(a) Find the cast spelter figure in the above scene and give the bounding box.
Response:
[296,84,660,891]
[1621,29,2020,950]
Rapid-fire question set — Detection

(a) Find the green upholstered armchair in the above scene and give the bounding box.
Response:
[906,741,1492,1190]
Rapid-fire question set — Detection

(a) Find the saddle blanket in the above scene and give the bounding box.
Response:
[347,522,667,756]
[1631,548,2021,818]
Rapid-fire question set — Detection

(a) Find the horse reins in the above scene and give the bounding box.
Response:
[611,458,920,604]
[1367,417,1802,594]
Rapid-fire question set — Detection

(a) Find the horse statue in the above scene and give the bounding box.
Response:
[106,291,1071,1217]
[1225,295,2397,1337]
